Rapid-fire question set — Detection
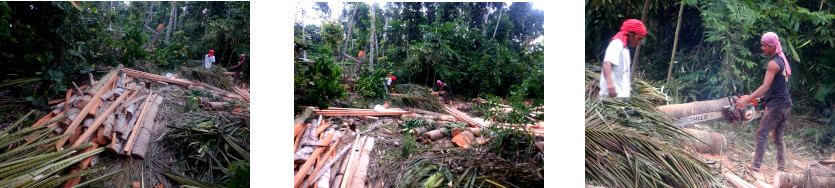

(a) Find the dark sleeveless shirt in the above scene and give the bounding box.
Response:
[762,55,792,109]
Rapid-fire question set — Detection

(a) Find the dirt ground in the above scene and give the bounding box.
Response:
[686,114,835,186]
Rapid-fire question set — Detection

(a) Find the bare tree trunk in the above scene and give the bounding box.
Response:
[369,3,376,69]
[165,2,176,42]
[656,98,730,119]
[382,16,389,58]
[341,3,358,63]
[666,2,685,87]
[302,9,307,59]
[630,0,650,79]
[491,5,503,39]
[482,5,489,35]
[145,1,155,27]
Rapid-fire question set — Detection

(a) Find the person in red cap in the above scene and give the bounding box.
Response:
[229,54,246,86]
[384,74,396,94]
[599,19,646,98]
[204,50,216,69]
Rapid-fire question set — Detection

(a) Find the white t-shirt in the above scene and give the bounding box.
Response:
[204,54,216,69]
[599,39,631,98]
[384,78,392,85]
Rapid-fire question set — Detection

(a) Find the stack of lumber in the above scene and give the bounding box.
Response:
[294,107,380,188]
[310,107,411,117]
[234,86,250,102]
[443,106,484,127]
[120,68,195,86]
[15,65,168,187]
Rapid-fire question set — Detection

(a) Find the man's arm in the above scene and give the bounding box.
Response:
[736,60,780,110]
[602,61,617,97]
[230,61,243,69]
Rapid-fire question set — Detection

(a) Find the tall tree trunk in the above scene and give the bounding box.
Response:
[145,1,155,26]
[370,4,376,69]
[491,5,503,40]
[341,3,358,64]
[165,2,176,42]
[178,5,186,32]
[630,0,651,79]
[666,2,685,87]
[382,16,389,58]
[302,9,307,59]
[482,5,489,35]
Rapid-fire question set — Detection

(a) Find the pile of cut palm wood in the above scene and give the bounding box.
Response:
[2,65,182,187]
[293,107,378,188]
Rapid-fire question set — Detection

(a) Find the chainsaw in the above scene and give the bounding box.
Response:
[668,95,763,127]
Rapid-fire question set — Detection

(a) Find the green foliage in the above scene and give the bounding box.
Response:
[298,54,347,109]
[120,27,149,66]
[153,41,190,70]
[164,113,249,186]
[353,67,389,99]
[585,97,720,187]
[399,132,418,159]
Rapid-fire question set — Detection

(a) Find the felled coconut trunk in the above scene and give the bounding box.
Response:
[681,128,726,154]
[773,172,835,188]
[656,98,730,119]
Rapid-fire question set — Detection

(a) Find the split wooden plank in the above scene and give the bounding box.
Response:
[131,95,164,159]
[316,122,332,137]
[340,135,367,188]
[294,133,335,188]
[349,137,375,188]
[723,173,755,188]
[306,142,352,188]
[124,93,156,155]
[303,131,343,187]
[55,65,122,150]
[71,84,136,148]
[120,68,194,86]
[444,106,483,127]
[294,123,310,153]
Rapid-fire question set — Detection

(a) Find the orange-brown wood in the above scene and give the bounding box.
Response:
[294,133,334,188]
[55,68,119,150]
[71,85,135,148]
[124,93,155,155]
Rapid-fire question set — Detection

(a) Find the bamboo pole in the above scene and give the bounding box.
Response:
[666,1,685,87]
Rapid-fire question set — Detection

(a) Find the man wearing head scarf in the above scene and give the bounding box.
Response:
[229,54,246,86]
[735,32,793,172]
[204,50,216,69]
[599,19,646,98]
[436,80,451,104]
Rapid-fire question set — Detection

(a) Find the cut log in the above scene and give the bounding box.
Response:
[296,107,316,125]
[205,101,226,111]
[723,173,755,188]
[657,98,730,119]
[131,95,164,159]
[422,130,443,141]
[450,128,463,138]
[682,128,726,154]
[103,113,116,140]
[294,133,335,187]
[349,137,375,188]
[467,127,482,137]
[55,65,122,150]
[72,84,136,148]
[124,93,156,155]
[773,172,835,188]
[401,113,455,122]
[295,119,321,159]
[452,131,475,148]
